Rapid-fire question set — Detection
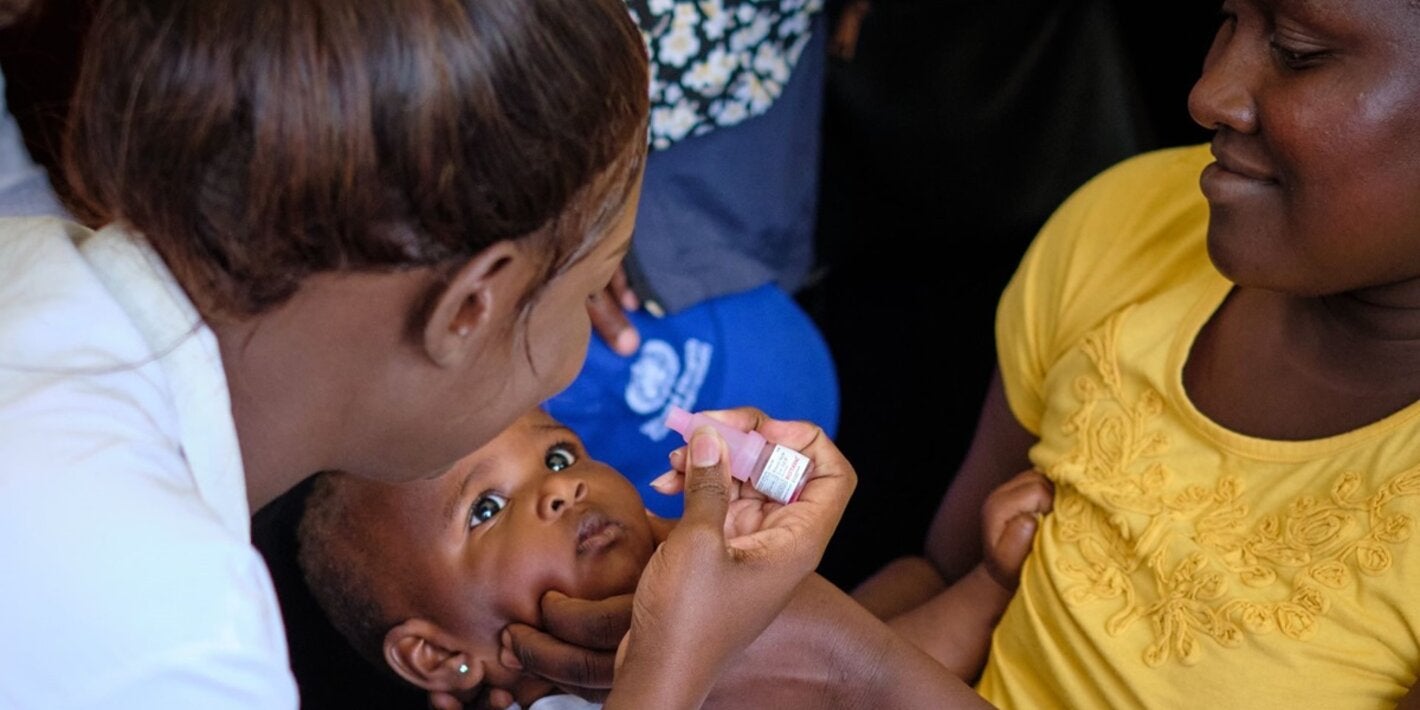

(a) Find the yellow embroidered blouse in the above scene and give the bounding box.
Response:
[978,145,1420,708]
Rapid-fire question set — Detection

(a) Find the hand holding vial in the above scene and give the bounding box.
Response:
[606,407,856,708]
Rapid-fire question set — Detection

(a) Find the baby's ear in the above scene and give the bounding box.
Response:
[383,618,484,694]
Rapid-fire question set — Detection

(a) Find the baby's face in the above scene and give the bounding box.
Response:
[356,410,655,687]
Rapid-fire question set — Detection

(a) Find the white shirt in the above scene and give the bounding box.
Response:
[521,695,601,710]
[0,218,297,708]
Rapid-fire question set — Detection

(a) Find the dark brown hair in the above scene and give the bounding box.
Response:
[64,0,648,317]
[296,473,401,675]
[0,0,39,29]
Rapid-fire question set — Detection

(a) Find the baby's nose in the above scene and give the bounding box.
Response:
[539,477,588,519]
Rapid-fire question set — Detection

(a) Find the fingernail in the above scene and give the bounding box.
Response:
[621,290,640,310]
[669,449,684,466]
[497,630,522,670]
[615,329,639,355]
[690,428,721,467]
[650,470,678,491]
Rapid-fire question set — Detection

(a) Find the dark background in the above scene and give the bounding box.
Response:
[807,0,1215,587]
[2,1,1217,705]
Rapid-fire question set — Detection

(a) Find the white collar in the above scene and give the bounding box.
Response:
[78,224,252,536]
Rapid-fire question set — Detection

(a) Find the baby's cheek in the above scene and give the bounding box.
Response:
[485,561,556,630]
[570,550,647,601]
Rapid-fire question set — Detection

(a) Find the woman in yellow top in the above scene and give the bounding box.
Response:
[858,0,1420,706]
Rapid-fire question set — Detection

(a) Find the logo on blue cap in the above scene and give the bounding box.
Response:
[630,338,712,441]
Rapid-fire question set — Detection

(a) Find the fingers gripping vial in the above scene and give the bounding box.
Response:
[664,406,813,503]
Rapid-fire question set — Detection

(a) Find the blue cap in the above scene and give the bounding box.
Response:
[543,284,838,518]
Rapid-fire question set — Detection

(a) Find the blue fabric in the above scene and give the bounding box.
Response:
[626,17,826,314]
[544,284,837,518]
[0,69,65,218]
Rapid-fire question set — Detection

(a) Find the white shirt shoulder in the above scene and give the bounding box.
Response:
[523,695,603,710]
[0,217,296,708]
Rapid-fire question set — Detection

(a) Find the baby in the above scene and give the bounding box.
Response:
[298,409,1048,707]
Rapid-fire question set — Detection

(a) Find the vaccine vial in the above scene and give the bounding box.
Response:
[664,406,813,504]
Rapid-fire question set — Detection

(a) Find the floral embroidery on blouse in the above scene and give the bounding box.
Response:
[1048,309,1420,667]
[626,0,823,149]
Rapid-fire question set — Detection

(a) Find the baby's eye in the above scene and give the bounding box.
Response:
[468,492,508,529]
[545,443,578,472]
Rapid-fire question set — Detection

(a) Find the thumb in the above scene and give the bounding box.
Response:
[992,514,1039,584]
[680,428,732,530]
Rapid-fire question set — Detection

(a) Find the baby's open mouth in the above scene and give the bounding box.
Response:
[575,510,624,555]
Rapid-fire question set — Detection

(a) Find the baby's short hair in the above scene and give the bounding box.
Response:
[296,473,398,672]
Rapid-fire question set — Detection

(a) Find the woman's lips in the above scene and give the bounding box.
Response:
[1200,161,1277,203]
[575,510,624,555]
[1211,148,1276,182]
[1202,136,1280,202]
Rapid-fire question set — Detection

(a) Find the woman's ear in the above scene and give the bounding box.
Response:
[422,240,534,368]
[383,618,484,693]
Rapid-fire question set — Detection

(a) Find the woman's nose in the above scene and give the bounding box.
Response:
[1188,23,1259,134]
[538,476,588,520]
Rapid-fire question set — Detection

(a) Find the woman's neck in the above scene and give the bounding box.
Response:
[1184,282,1420,441]
[1312,274,1420,337]
[1307,280,1420,379]
[209,268,437,511]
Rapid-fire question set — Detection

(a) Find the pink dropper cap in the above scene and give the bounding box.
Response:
[664,406,764,483]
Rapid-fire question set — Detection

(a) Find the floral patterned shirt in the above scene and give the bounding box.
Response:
[626,0,824,149]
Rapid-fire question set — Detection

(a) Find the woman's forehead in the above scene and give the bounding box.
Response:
[1243,0,1420,27]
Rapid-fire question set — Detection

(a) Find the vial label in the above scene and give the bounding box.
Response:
[754,444,810,503]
